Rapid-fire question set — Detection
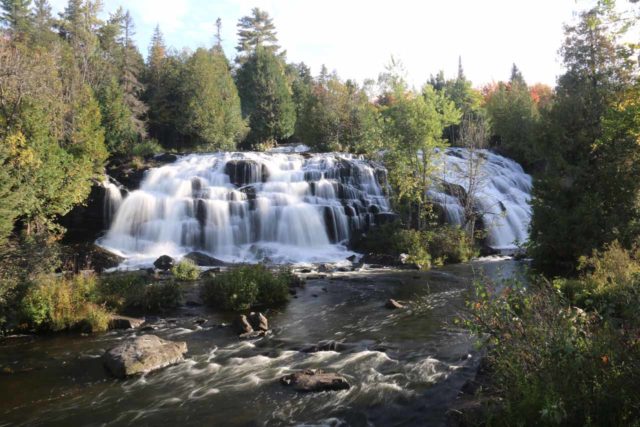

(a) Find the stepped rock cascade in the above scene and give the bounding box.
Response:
[428,147,532,252]
[99,152,390,265]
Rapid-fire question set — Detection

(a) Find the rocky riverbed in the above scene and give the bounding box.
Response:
[0,257,524,426]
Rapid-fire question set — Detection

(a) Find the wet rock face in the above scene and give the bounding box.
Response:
[108,315,145,330]
[153,255,175,271]
[183,251,226,267]
[103,335,187,379]
[225,160,269,186]
[280,369,350,392]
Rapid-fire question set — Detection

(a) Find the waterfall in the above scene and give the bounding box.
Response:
[98,152,390,265]
[429,147,532,252]
[102,180,123,227]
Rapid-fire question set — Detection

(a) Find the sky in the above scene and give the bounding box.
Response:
[47,0,634,88]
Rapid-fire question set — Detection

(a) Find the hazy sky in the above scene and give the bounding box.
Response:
[47,0,631,87]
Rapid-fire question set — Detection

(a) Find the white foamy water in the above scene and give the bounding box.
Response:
[429,147,532,252]
[98,152,390,266]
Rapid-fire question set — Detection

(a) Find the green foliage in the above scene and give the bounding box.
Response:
[97,77,138,154]
[379,73,461,228]
[236,47,296,149]
[20,273,111,332]
[1,0,32,35]
[294,68,382,153]
[353,222,476,269]
[129,139,162,158]
[97,272,181,313]
[485,65,541,168]
[180,48,247,151]
[202,264,292,311]
[235,8,281,61]
[171,259,200,281]
[465,244,640,425]
[529,3,640,275]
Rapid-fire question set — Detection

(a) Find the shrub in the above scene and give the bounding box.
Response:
[97,272,182,313]
[202,264,292,311]
[352,222,477,269]
[427,225,477,264]
[130,139,163,158]
[464,244,640,426]
[97,272,147,311]
[142,281,182,313]
[20,273,111,332]
[171,259,200,281]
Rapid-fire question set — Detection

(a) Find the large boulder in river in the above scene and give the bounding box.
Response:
[247,312,268,332]
[183,251,226,267]
[103,335,187,378]
[280,369,350,392]
[153,255,175,271]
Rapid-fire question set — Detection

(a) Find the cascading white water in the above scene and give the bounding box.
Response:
[99,152,390,266]
[102,180,123,227]
[428,147,532,252]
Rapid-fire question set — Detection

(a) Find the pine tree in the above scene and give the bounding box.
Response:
[236,8,281,62]
[118,10,147,139]
[0,0,32,35]
[485,65,539,167]
[180,48,247,150]
[529,2,639,275]
[236,46,295,148]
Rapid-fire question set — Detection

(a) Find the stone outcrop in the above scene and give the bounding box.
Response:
[103,335,187,378]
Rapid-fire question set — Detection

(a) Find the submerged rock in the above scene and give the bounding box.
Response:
[108,315,145,330]
[280,369,350,392]
[153,255,175,271]
[183,251,226,267]
[301,340,345,353]
[385,299,405,309]
[103,335,187,378]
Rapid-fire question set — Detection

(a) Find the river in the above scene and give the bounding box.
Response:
[0,257,524,427]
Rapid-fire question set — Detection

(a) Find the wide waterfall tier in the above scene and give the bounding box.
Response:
[428,148,532,252]
[99,152,391,265]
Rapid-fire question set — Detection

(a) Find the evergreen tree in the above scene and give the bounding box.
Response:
[236,46,295,148]
[0,0,32,35]
[144,25,185,149]
[236,8,281,62]
[485,65,539,168]
[180,47,247,150]
[97,77,137,154]
[31,0,56,45]
[530,2,639,274]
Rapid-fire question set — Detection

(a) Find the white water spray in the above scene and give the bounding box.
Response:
[99,152,390,265]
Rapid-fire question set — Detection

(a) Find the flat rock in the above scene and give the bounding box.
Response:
[103,335,187,379]
[183,251,226,267]
[108,315,145,330]
[280,369,350,392]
